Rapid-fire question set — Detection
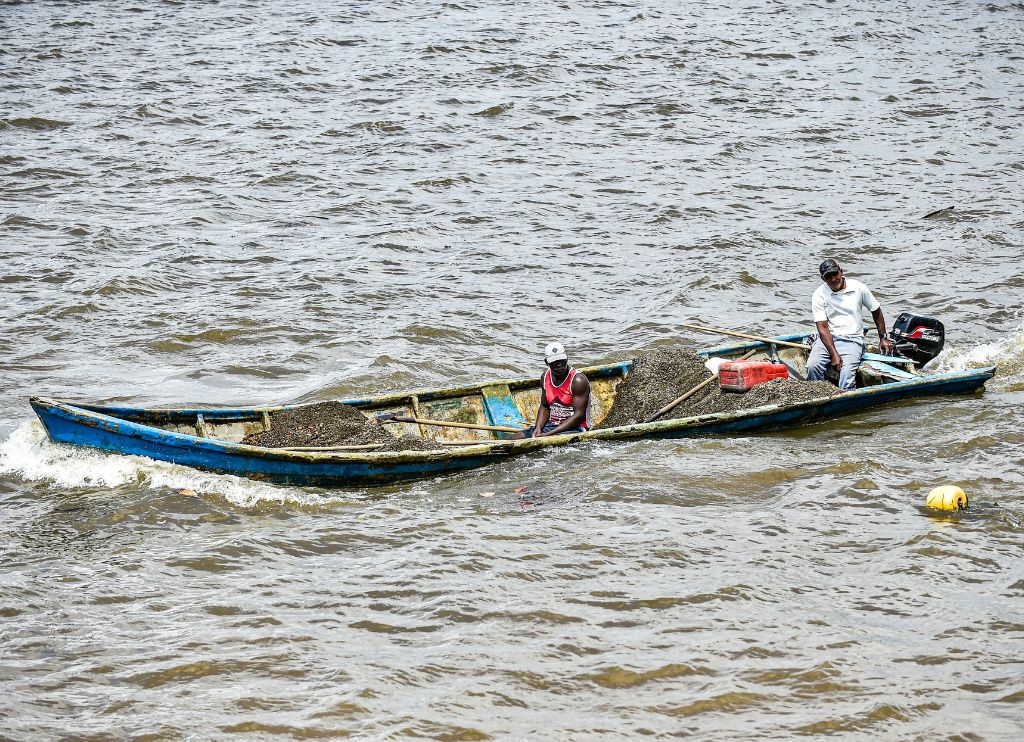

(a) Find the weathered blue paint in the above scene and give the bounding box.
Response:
[481,385,529,429]
[29,335,996,488]
[30,398,511,486]
[863,351,917,366]
[863,360,918,380]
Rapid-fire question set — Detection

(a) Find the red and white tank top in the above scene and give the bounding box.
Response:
[543,368,591,429]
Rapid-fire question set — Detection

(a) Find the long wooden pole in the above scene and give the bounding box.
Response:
[380,415,526,434]
[679,323,810,350]
[440,440,514,446]
[281,443,384,452]
[279,440,512,452]
[645,349,758,423]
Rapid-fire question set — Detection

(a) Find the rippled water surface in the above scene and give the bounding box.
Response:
[2,1,1023,739]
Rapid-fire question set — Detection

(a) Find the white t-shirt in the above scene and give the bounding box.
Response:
[811,278,880,337]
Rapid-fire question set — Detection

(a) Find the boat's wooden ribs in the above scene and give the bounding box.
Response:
[409,395,426,438]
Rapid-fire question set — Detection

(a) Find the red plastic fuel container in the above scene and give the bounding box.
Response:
[718,360,789,392]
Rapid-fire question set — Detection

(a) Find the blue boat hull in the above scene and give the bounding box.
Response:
[30,399,512,487]
[29,355,995,487]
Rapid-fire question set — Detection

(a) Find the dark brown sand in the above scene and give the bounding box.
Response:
[677,376,841,418]
[598,347,710,427]
[597,347,841,428]
[242,402,444,452]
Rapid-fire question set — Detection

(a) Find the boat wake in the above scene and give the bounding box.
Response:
[930,322,1024,391]
[0,421,347,508]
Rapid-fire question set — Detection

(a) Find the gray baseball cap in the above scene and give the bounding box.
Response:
[819,259,842,278]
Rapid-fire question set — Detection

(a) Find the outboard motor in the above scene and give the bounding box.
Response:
[888,312,945,368]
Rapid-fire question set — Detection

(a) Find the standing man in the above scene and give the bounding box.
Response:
[513,342,592,438]
[807,259,895,390]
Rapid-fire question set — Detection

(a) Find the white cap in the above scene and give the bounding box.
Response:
[544,341,568,364]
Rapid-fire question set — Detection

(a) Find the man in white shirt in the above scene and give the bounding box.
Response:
[807,259,895,390]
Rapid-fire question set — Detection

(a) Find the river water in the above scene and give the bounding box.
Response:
[2,1,1023,739]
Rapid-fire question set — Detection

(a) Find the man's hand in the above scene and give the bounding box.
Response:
[880,337,895,354]
[830,352,843,369]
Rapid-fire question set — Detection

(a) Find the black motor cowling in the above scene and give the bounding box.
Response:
[888,312,945,368]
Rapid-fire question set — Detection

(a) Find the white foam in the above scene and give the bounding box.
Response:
[931,323,1024,390]
[0,420,352,508]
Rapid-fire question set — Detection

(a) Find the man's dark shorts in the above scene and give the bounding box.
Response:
[520,423,587,438]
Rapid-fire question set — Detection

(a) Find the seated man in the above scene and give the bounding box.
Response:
[807,258,895,390]
[513,342,592,438]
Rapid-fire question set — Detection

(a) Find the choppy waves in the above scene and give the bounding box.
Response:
[2,0,1023,738]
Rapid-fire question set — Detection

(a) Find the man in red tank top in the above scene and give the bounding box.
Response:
[512,342,592,438]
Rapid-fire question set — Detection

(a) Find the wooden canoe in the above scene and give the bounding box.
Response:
[29,333,996,487]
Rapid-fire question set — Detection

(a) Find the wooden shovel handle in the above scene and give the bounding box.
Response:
[382,415,526,434]
[645,349,758,423]
[680,323,810,351]
[280,443,384,452]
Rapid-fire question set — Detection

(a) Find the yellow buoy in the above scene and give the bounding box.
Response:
[926,485,968,511]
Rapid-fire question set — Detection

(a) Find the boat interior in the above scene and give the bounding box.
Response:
[90,338,918,451]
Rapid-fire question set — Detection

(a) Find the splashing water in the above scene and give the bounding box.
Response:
[0,420,351,508]
[931,323,1024,391]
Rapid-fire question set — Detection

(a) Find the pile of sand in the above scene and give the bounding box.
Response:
[679,376,841,418]
[598,347,711,427]
[242,402,443,452]
[597,347,840,428]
